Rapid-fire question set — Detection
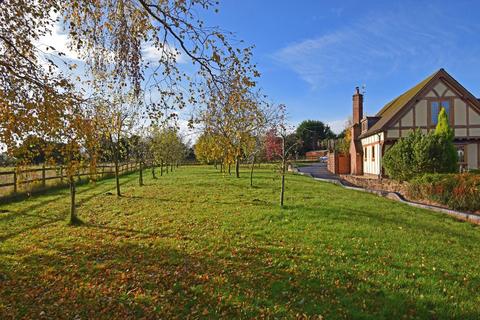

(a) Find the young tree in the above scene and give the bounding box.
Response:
[98,92,139,197]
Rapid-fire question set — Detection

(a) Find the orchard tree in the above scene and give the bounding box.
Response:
[195,133,226,171]
[150,125,186,175]
[265,105,299,207]
[198,58,265,178]
[98,92,139,197]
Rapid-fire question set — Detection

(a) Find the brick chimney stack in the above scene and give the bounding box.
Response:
[349,87,364,175]
[353,86,363,124]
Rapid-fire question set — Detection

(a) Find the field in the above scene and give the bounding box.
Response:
[1,165,479,319]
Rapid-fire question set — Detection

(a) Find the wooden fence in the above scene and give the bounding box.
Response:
[0,162,143,196]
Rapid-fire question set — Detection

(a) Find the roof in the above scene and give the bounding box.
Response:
[359,69,439,138]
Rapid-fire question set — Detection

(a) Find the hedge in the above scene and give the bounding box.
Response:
[408,173,480,212]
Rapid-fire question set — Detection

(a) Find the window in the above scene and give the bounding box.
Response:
[456,145,466,163]
[364,147,367,162]
[362,121,367,133]
[431,100,450,125]
[371,146,375,162]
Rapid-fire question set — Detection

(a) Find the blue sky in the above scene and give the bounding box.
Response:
[202,0,480,133]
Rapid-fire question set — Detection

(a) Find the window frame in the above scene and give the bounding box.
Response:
[427,97,454,128]
[371,145,375,162]
[456,145,467,164]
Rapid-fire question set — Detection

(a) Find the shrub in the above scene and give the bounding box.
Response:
[383,130,422,181]
[383,108,458,181]
[408,173,480,212]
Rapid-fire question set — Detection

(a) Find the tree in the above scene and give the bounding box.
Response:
[63,0,256,121]
[335,119,353,154]
[197,57,269,178]
[434,107,458,172]
[265,129,283,161]
[264,105,298,207]
[296,120,335,155]
[150,125,187,176]
[194,133,224,168]
[98,92,139,197]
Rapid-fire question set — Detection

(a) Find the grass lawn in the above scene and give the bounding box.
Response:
[0,165,479,319]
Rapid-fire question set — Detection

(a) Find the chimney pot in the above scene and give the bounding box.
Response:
[352,87,364,125]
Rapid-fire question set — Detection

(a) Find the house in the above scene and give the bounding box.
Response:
[349,68,480,177]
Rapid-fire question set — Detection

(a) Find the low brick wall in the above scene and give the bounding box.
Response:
[340,174,409,195]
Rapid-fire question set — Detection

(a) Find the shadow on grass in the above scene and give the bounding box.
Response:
[0,239,475,319]
[0,176,138,242]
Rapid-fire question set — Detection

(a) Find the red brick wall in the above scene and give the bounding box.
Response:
[328,152,350,174]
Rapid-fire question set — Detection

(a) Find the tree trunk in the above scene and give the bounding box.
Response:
[152,164,156,179]
[69,175,77,224]
[235,156,240,178]
[250,156,255,187]
[280,137,286,208]
[161,161,164,176]
[280,158,286,208]
[228,163,231,175]
[166,163,169,174]
[171,163,173,172]
[113,147,121,197]
[214,161,217,169]
[139,161,144,186]
[220,162,223,173]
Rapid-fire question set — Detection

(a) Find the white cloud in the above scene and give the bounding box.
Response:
[142,42,185,65]
[272,8,480,89]
[327,119,348,134]
[35,16,82,62]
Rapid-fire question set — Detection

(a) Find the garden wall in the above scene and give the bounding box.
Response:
[339,174,409,195]
[327,152,350,174]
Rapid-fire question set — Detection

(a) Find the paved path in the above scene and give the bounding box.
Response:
[296,162,355,186]
[296,162,336,179]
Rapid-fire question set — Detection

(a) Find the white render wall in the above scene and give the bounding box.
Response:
[361,133,384,175]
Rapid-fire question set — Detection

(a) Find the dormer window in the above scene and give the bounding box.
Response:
[361,120,368,133]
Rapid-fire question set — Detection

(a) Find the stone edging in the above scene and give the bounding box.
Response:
[292,168,480,225]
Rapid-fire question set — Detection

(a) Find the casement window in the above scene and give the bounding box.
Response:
[371,146,375,162]
[364,147,367,161]
[431,100,450,125]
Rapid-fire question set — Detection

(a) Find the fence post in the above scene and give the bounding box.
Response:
[42,163,46,188]
[13,170,17,193]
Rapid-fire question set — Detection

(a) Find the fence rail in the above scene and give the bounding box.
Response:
[0,162,143,196]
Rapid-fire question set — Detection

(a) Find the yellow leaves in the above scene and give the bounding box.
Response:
[212,51,221,64]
